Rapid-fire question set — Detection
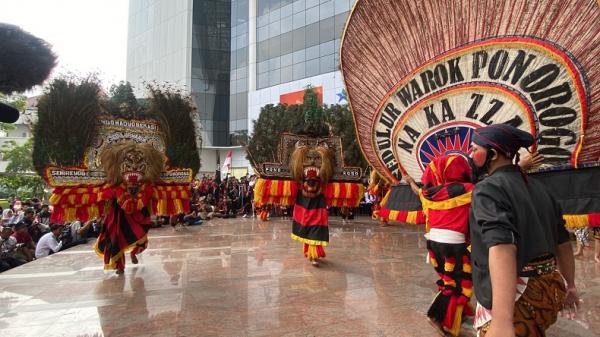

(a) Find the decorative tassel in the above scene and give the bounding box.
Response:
[303,244,326,259]
[444,256,456,272]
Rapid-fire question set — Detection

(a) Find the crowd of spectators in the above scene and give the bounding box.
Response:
[1,173,376,272]
[0,198,101,272]
[162,174,256,230]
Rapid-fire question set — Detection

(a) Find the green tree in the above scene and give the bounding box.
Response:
[246,103,304,166]
[247,90,368,169]
[0,93,26,132]
[0,139,45,199]
[323,104,368,168]
[109,81,138,107]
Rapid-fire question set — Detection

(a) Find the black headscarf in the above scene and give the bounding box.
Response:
[472,124,534,158]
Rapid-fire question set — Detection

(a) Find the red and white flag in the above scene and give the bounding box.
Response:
[221,151,232,174]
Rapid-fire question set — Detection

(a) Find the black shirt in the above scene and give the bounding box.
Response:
[469,165,570,309]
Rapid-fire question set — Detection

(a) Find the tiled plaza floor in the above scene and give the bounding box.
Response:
[0,217,598,337]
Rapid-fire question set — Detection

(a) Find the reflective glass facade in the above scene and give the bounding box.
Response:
[230,0,249,144]
[191,0,232,147]
[129,0,355,149]
[255,0,351,89]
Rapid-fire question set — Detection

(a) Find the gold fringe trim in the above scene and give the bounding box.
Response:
[291,233,329,247]
[448,305,464,337]
[305,245,321,259]
[563,214,589,230]
[94,234,148,270]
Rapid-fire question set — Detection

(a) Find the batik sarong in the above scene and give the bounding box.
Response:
[477,271,566,337]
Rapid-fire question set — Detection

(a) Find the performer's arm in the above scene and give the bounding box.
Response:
[549,192,579,317]
[517,151,544,171]
[403,175,420,196]
[78,219,94,235]
[50,236,63,253]
[472,184,520,336]
[557,241,579,318]
[557,241,576,288]
[488,244,517,336]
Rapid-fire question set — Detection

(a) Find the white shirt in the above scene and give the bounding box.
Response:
[35,232,62,258]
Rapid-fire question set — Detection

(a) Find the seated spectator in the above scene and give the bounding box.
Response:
[198,198,215,220]
[30,198,42,213]
[183,208,203,226]
[12,221,35,261]
[73,219,97,240]
[1,209,14,225]
[170,214,185,231]
[23,208,48,242]
[35,224,64,258]
[37,204,51,226]
[1,225,26,272]
[87,218,102,238]
[59,219,95,250]
[217,196,236,218]
[153,216,169,228]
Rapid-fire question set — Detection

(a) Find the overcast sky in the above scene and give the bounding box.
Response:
[0,0,129,94]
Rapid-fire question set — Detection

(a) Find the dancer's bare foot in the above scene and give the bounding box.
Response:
[116,268,124,275]
[131,254,138,264]
[427,317,447,337]
[311,259,319,267]
[595,255,600,263]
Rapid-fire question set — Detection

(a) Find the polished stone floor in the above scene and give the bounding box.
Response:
[1,217,599,337]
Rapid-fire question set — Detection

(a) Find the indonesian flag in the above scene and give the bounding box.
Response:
[221,151,232,174]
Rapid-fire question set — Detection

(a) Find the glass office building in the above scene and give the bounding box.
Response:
[127,0,355,174]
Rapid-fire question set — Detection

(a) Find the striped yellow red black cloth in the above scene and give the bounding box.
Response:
[253,178,297,207]
[154,184,190,216]
[563,213,600,230]
[378,189,426,224]
[379,207,426,224]
[50,183,191,223]
[324,182,364,207]
[253,179,364,208]
[291,193,329,246]
[50,185,107,223]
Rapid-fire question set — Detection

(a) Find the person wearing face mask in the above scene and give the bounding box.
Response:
[468,124,578,337]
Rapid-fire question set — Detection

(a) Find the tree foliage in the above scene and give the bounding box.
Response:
[247,87,368,170]
[246,104,304,166]
[106,81,142,118]
[323,104,368,169]
[0,139,45,199]
[109,81,138,107]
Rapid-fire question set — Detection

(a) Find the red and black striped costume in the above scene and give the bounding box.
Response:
[291,192,328,259]
[253,178,363,261]
[419,155,474,337]
[94,184,154,271]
